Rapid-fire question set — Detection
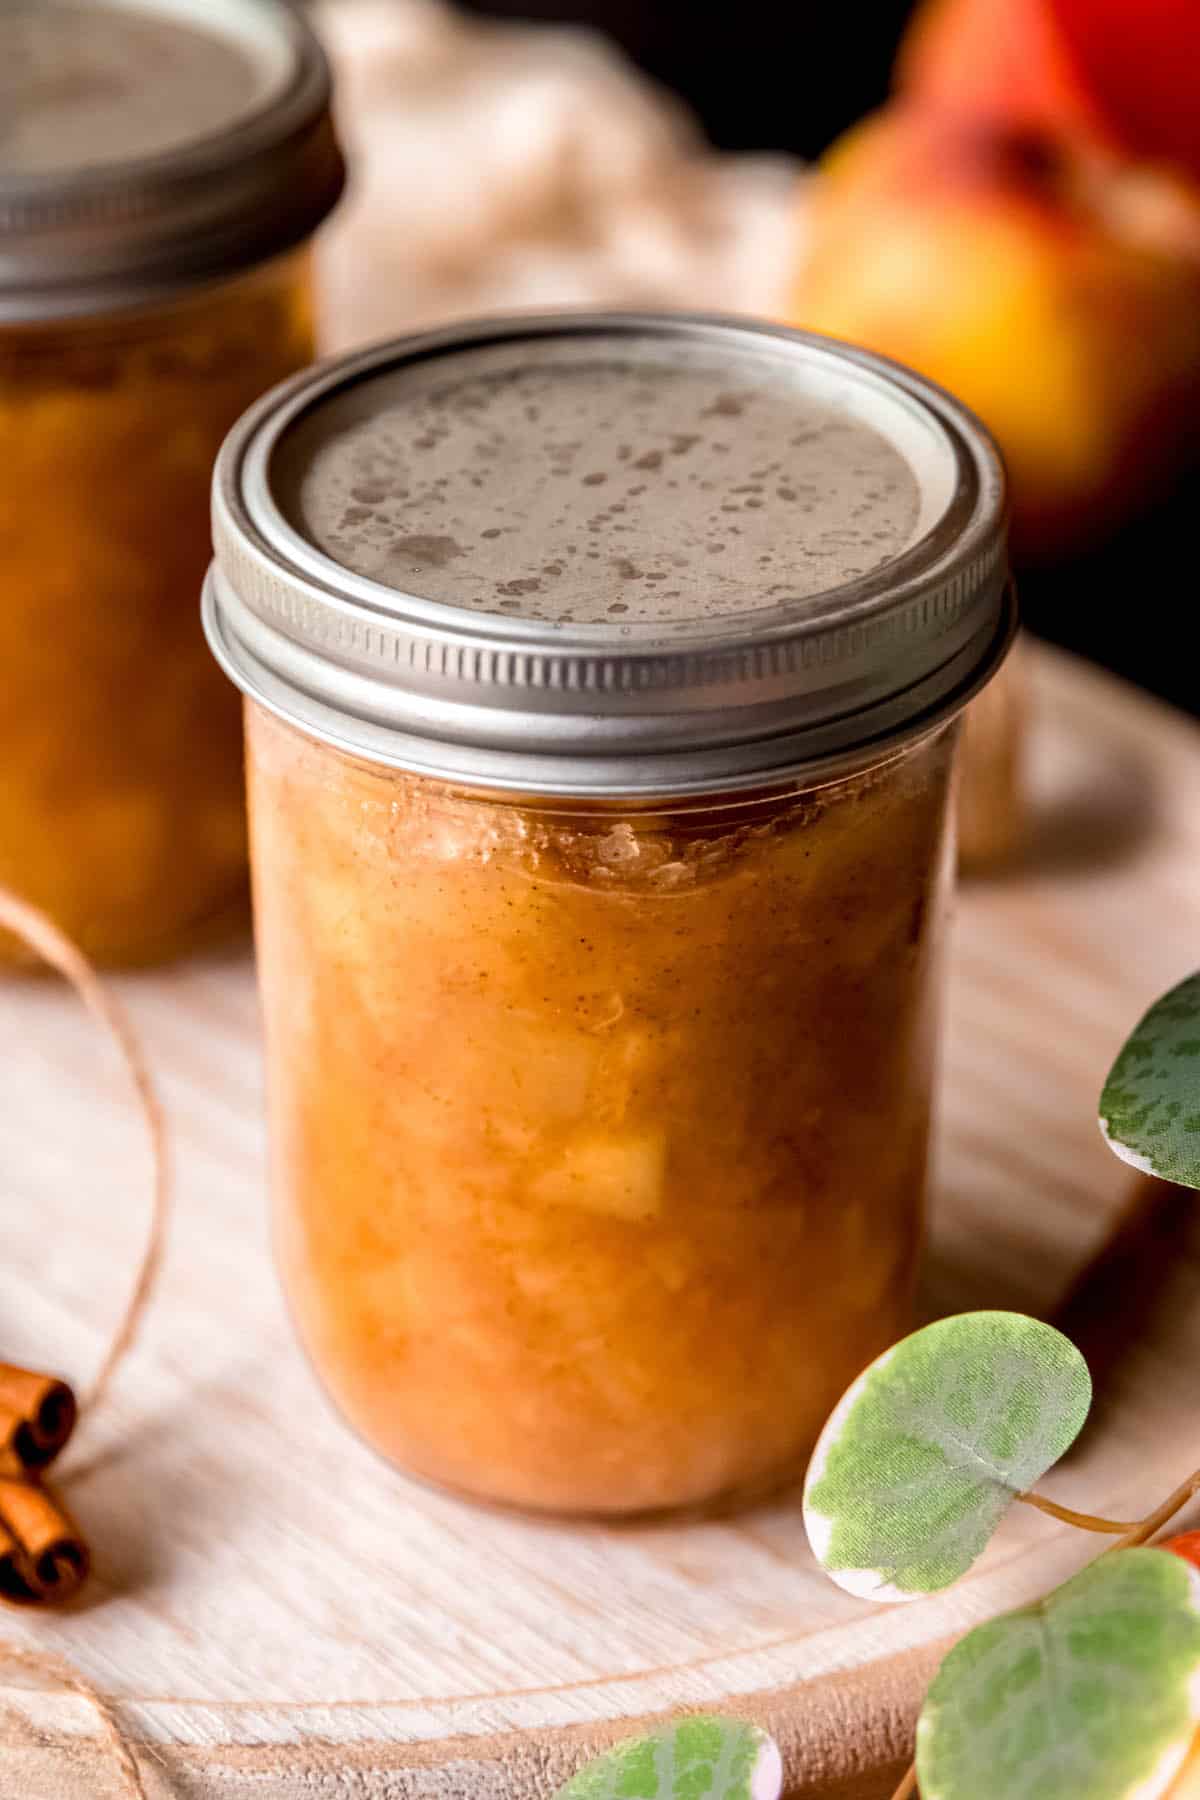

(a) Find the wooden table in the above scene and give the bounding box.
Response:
[2,644,1198,1800]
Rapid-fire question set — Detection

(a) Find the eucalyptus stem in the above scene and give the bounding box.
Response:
[1107,1466,1200,1554]
[884,1465,1200,1800]
[1017,1492,1137,1534]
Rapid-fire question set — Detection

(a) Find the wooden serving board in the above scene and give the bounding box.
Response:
[2,643,1199,1800]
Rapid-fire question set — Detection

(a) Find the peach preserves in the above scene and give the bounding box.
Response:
[0,0,342,964]
[0,261,315,964]
[251,706,957,1515]
[206,316,1012,1516]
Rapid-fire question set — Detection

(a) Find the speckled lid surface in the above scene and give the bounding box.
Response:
[205,312,1013,796]
[278,337,929,628]
[0,0,343,318]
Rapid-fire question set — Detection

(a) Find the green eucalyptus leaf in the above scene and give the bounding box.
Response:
[917,1548,1200,1800]
[802,1311,1091,1601]
[1100,972,1200,1187]
[554,1717,782,1800]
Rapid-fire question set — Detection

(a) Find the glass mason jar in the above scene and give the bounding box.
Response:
[0,0,343,967]
[206,315,1014,1517]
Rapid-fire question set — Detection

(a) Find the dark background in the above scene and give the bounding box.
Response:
[461,0,912,158]
[463,0,1196,717]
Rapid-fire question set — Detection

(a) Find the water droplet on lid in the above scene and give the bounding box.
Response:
[286,342,924,626]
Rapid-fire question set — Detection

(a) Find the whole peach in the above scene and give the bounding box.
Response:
[789,105,1200,555]
[903,0,1200,182]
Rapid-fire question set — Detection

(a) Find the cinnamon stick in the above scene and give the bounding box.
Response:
[0,1364,77,1478]
[0,1516,37,1607]
[0,1479,89,1607]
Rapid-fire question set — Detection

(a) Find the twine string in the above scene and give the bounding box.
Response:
[0,1643,149,1799]
[0,885,169,1799]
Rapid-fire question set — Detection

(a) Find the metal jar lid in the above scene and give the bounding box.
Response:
[0,0,343,320]
[204,311,1014,798]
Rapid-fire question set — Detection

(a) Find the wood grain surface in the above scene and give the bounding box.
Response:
[1,644,1198,1799]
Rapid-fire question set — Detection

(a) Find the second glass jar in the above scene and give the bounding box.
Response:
[0,256,315,963]
[0,0,342,964]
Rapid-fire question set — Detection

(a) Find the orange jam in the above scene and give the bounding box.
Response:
[0,0,342,965]
[250,705,956,1514]
[0,260,315,965]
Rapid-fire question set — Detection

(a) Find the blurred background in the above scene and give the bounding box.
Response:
[461,0,911,157]
[313,0,1200,715]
